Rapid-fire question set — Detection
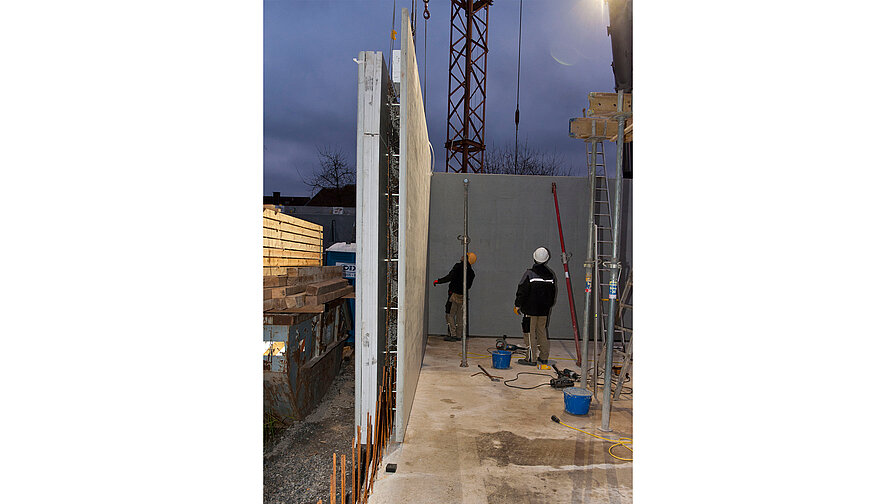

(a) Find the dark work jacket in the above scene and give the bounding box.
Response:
[436,262,475,295]
[514,263,557,316]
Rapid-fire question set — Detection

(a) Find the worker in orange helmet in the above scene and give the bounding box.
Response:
[433,252,477,342]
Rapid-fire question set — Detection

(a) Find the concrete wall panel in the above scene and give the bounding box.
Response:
[355,51,390,437]
[396,9,431,442]
[428,173,633,341]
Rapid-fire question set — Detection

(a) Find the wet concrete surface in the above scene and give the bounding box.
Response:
[368,336,633,504]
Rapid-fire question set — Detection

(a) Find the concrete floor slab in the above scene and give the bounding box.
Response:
[368,336,633,504]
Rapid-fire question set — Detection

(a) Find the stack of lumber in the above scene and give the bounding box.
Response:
[263,208,324,276]
[264,265,354,313]
[568,92,633,142]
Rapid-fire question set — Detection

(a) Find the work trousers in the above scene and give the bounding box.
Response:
[524,315,549,361]
[445,292,465,339]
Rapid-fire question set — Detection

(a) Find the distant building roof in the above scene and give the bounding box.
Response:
[306,185,356,207]
[263,193,310,206]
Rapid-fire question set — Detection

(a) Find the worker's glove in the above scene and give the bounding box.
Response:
[513,306,520,315]
[433,280,438,287]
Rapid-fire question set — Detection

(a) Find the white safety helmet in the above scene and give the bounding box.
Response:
[533,247,550,264]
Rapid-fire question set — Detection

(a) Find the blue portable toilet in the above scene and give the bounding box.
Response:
[326,242,356,342]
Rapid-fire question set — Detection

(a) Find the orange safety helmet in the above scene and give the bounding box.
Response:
[466,252,477,265]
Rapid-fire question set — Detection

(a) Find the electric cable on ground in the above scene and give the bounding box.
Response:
[503,371,553,390]
[551,415,633,461]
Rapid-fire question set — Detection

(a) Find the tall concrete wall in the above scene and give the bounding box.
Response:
[395,9,431,442]
[427,173,633,342]
[354,51,390,437]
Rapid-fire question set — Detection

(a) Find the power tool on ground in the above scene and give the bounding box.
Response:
[550,364,579,388]
[495,334,524,352]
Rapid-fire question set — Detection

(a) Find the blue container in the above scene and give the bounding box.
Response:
[326,246,356,343]
[563,387,592,415]
[491,350,511,369]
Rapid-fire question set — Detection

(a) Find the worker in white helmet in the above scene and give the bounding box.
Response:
[513,247,557,365]
[433,252,477,341]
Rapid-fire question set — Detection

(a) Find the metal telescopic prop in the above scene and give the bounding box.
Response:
[600,91,628,432]
[551,183,582,367]
[460,178,470,368]
[581,143,597,388]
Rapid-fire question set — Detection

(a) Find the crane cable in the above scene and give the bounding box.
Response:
[514,0,523,171]
[423,0,430,107]
[390,0,397,61]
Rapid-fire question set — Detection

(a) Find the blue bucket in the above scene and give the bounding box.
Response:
[563,387,592,415]
[491,350,511,369]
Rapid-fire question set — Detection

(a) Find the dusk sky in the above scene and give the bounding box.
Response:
[264,0,619,196]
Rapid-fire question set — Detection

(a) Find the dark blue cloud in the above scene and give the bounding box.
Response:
[265,0,618,196]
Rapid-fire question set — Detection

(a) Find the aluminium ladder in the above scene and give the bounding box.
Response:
[589,140,629,383]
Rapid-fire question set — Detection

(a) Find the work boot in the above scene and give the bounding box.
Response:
[537,358,549,365]
[443,336,460,342]
[517,358,536,366]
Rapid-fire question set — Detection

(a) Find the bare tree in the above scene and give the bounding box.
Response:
[303,145,356,193]
[482,142,571,176]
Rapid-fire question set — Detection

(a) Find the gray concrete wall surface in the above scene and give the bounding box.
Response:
[428,173,633,340]
[279,206,356,249]
[395,9,431,442]
[354,50,391,437]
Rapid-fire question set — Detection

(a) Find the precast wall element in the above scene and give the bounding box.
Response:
[396,8,431,443]
[427,173,633,339]
[355,51,392,438]
[355,9,432,443]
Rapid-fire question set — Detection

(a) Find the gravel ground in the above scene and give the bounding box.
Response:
[264,354,356,504]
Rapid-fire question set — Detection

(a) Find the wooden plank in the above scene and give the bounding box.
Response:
[263,207,322,228]
[264,294,305,311]
[284,294,306,310]
[264,286,287,300]
[282,266,344,284]
[569,117,628,140]
[262,227,324,246]
[263,218,324,239]
[264,275,288,288]
[306,278,350,296]
[263,257,321,267]
[264,266,290,276]
[266,304,325,314]
[609,121,634,143]
[263,248,322,260]
[586,92,632,117]
[263,211,324,235]
[285,284,306,296]
[282,266,340,277]
[263,237,323,252]
[263,209,323,231]
[304,285,354,306]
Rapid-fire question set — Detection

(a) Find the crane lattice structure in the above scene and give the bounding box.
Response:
[445,0,492,173]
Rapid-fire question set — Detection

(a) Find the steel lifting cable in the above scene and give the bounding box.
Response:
[423,0,430,107]
[514,0,523,170]
[389,0,397,63]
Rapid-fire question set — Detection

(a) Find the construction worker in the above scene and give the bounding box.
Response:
[514,247,556,366]
[433,252,477,341]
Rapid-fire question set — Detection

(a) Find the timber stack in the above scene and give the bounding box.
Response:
[263,207,353,312]
[264,266,353,313]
